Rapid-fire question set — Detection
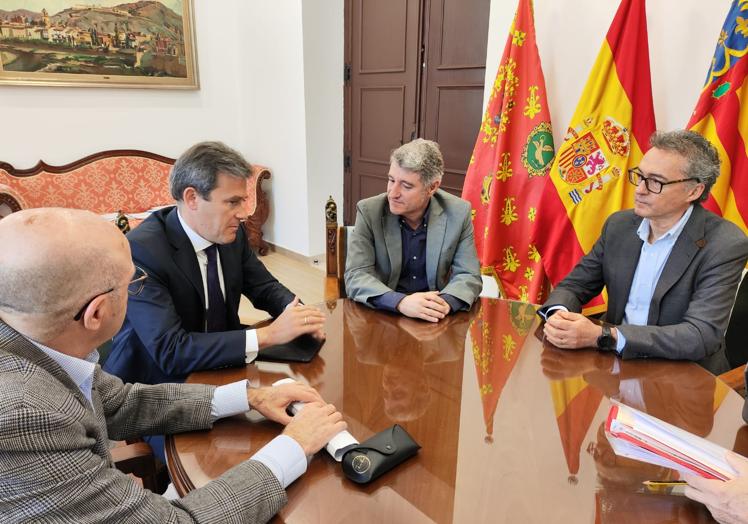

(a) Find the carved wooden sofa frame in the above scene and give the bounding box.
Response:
[0,149,271,254]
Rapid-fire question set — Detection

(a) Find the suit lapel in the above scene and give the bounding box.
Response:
[426,197,446,289]
[383,211,403,288]
[165,209,206,307]
[649,206,705,322]
[0,321,91,413]
[610,214,644,322]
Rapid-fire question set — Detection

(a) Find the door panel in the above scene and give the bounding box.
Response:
[420,0,490,196]
[348,0,422,223]
[345,0,489,219]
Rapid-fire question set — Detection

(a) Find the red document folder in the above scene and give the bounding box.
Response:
[605,401,736,481]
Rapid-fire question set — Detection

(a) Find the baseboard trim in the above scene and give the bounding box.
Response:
[264,242,326,270]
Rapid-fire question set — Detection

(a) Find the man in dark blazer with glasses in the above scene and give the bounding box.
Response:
[538,130,748,374]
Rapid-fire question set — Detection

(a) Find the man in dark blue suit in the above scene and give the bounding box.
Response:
[105,142,326,387]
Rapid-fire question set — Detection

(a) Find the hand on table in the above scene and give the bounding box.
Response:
[543,310,604,349]
[282,402,347,456]
[247,381,323,425]
[396,291,450,322]
[257,297,326,348]
[685,452,748,524]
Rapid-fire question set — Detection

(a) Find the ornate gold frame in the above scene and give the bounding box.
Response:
[0,0,199,89]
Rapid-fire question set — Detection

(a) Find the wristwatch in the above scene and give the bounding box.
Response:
[596,325,616,351]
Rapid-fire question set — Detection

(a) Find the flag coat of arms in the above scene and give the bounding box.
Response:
[688,0,748,233]
[533,0,656,312]
[461,0,553,304]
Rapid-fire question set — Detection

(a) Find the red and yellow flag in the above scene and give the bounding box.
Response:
[533,0,656,313]
[549,376,604,481]
[461,0,554,304]
[470,299,537,441]
[688,0,748,234]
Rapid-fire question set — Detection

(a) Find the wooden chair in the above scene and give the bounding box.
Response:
[325,196,350,300]
[717,273,748,395]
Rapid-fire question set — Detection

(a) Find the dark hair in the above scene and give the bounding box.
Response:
[170,141,251,201]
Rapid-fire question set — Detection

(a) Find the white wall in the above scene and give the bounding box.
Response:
[302,0,345,258]
[0,0,345,257]
[485,0,733,146]
[0,0,245,165]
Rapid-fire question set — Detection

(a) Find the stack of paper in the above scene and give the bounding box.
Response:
[605,400,737,480]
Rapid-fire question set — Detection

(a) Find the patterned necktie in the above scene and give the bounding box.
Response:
[204,244,227,332]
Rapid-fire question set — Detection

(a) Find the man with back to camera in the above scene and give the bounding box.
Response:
[538,130,748,374]
[0,208,346,523]
[344,138,482,322]
[106,141,326,386]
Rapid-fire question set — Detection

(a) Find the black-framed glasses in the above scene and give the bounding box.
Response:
[73,266,148,321]
[627,167,701,194]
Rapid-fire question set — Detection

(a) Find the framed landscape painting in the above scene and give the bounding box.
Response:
[0,0,198,88]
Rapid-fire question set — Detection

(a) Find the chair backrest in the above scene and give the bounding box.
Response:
[725,269,748,369]
[325,196,351,299]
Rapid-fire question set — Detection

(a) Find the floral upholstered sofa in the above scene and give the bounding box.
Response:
[0,149,271,254]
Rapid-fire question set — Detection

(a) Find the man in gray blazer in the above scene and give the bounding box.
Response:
[345,139,481,322]
[0,208,345,523]
[539,130,748,375]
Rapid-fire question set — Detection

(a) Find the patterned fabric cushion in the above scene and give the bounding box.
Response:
[0,157,173,214]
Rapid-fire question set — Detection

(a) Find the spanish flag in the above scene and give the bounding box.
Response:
[688,0,748,234]
[533,0,656,312]
[461,0,553,304]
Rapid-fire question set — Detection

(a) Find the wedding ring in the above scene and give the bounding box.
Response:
[304,316,308,325]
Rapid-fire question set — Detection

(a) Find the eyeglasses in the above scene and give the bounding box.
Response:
[627,167,701,194]
[73,266,148,321]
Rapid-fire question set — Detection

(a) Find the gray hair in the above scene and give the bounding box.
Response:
[170,141,252,201]
[649,130,720,203]
[390,138,444,186]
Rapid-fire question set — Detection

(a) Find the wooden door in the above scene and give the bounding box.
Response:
[346,0,423,223]
[419,0,490,195]
[344,0,490,222]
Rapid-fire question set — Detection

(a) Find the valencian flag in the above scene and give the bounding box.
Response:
[470,299,537,442]
[461,0,554,304]
[549,377,604,483]
[688,0,748,233]
[533,0,656,313]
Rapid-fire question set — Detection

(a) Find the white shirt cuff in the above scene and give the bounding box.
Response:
[245,329,259,364]
[251,434,308,489]
[210,379,250,420]
[615,329,626,354]
[542,305,569,320]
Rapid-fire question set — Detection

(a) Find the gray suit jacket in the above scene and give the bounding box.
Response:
[0,321,286,523]
[539,206,748,374]
[344,189,481,309]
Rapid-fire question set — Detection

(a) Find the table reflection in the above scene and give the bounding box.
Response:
[168,298,745,523]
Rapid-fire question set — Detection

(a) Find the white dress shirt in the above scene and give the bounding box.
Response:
[32,341,307,490]
[177,210,259,364]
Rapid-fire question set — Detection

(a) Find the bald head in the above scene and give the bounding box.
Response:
[0,208,131,341]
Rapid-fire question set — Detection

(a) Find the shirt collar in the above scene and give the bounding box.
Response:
[30,340,98,391]
[398,203,431,231]
[637,204,694,244]
[177,208,213,253]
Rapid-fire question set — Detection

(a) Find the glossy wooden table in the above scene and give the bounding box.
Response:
[166,298,748,523]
